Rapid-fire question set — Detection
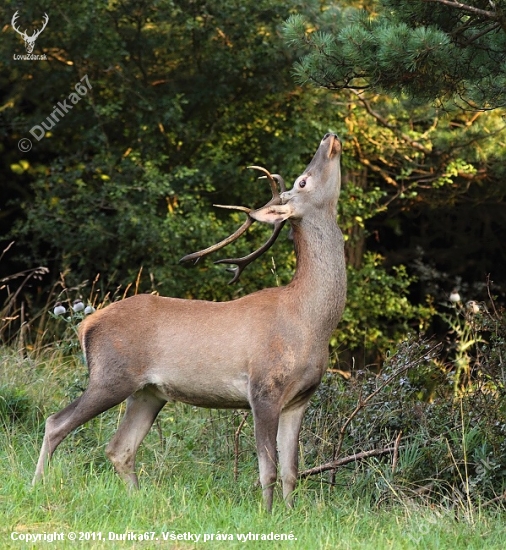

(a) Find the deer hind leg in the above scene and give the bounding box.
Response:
[277,404,307,507]
[105,388,166,489]
[33,382,135,485]
[251,402,280,512]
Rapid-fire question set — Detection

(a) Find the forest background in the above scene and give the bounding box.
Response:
[1,0,505,366]
[1,0,506,534]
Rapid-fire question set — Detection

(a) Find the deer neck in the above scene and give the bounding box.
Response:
[287,216,346,332]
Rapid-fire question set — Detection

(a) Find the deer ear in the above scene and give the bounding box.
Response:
[250,204,294,225]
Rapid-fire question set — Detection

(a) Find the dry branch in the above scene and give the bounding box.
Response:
[299,446,397,479]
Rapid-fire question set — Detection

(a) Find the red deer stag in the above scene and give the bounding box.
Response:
[33,133,347,511]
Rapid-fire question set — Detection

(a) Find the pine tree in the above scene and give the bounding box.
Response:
[283,0,506,109]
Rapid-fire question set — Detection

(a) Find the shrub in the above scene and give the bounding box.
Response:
[302,302,506,508]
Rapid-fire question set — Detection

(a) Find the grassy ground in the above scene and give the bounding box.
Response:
[1,347,505,549]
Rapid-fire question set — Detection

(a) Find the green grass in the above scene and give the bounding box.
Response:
[1,347,505,549]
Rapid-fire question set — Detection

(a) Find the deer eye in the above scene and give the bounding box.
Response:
[299,179,307,188]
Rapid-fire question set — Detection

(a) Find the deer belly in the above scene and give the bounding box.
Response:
[148,371,250,409]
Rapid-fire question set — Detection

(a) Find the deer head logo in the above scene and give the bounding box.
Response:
[11,11,49,54]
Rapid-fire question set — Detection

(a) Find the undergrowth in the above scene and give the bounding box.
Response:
[1,270,506,547]
[302,298,506,511]
[1,339,506,549]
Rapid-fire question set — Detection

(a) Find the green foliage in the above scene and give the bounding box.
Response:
[283,0,506,109]
[339,181,386,234]
[332,253,434,355]
[2,0,342,300]
[334,92,506,317]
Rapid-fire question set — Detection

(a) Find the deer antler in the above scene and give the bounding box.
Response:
[248,165,287,197]
[214,219,286,284]
[179,213,254,266]
[179,167,286,283]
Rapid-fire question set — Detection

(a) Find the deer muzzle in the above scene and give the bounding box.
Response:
[322,133,341,158]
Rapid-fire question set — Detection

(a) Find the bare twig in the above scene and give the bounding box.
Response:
[357,156,399,187]
[333,341,441,463]
[300,446,397,479]
[392,431,402,473]
[483,490,506,508]
[486,274,499,317]
[326,340,441,485]
[0,241,15,264]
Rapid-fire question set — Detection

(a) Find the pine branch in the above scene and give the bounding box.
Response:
[461,22,501,45]
[422,0,500,21]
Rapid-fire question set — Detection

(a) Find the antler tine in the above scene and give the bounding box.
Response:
[208,167,286,283]
[262,173,286,194]
[179,204,254,265]
[215,220,286,284]
[247,166,286,196]
[213,204,251,213]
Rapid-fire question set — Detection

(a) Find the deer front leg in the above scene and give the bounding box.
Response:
[277,404,307,507]
[251,401,280,512]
